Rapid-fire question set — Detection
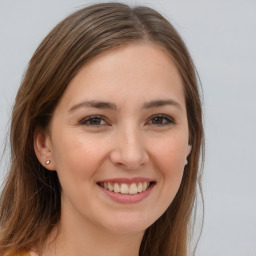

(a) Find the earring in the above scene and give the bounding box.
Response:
[185,159,188,165]
[45,160,51,165]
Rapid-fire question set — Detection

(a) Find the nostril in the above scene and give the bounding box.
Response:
[109,151,149,170]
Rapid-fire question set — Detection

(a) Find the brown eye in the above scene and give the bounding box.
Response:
[80,116,107,126]
[147,115,174,126]
[152,116,165,124]
[89,117,102,125]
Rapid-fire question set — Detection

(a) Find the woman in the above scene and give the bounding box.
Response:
[0,2,204,256]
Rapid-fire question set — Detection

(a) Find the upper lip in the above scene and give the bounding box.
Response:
[97,177,155,184]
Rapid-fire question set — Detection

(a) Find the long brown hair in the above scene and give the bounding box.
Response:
[0,3,204,256]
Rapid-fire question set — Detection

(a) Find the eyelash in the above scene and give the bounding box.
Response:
[79,114,174,128]
[80,115,108,127]
[146,114,174,126]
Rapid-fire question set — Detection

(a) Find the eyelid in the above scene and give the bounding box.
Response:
[78,114,174,128]
[79,115,110,127]
[146,114,175,126]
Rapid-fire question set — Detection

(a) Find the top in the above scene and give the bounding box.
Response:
[7,253,30,256]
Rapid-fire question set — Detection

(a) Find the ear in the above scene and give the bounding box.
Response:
[34,128,56,171]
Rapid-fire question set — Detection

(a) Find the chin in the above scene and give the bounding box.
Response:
[102,211,157,235]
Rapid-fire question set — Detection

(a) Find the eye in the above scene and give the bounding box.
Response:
[80,115,108,127]
[146,114,174,126]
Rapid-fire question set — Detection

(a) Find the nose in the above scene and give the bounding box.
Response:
[109,127,149,170]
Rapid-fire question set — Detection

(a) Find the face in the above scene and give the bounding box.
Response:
[36,43,191,236]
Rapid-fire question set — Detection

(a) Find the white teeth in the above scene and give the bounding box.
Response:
[137,182,143,192]
[142,182,148,191]
[129,183,138,194]
[114,183,120,193]
[120,183,129,194]
[108,182,114,191]
[101,181,151,194]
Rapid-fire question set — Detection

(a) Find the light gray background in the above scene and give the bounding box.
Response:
[0,0,255,255]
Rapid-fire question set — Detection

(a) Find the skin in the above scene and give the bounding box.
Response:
[34,42,191,256]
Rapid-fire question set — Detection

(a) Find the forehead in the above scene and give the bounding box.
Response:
[56,42,185,111]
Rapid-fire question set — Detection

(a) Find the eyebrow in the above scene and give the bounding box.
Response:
[143,99,182,111]
[68,99,182,112]
[68,101,117,112]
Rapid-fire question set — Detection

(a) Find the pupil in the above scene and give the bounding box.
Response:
[92,118,100,124]
[153,117,162,124]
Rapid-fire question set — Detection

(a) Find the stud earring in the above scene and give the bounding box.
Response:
[45,160,51,165]
[185,159,188,165]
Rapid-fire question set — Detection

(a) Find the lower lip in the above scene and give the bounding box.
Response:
[98,184,155,204]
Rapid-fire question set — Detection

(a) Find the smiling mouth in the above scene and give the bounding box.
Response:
[97,181,154,195]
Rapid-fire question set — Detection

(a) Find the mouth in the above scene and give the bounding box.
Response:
[96,178,156,204]
[97,181,155,195]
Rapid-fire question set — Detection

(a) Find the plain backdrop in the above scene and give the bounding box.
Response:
[0,0,256,255]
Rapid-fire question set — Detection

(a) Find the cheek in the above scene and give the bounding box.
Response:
[151,135,187,197]
[51,132,108,182]
[152,134,188,172]
[158,149,185,191]
[51,133,110,210]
